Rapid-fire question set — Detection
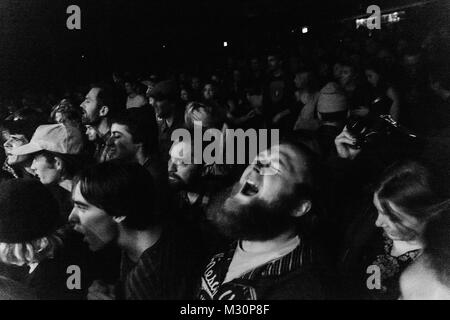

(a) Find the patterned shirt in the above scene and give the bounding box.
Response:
[198,236,322,300]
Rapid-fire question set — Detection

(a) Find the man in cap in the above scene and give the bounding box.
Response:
[316,82,348,157]
[10,124,85,221]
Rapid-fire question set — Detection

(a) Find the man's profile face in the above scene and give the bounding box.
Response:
[154,99,173,119]
[168,141,201,190]
[2,131,30,165]
[209,144,310,240]
[69,183,117,251]
[267,55,280,71]
[107,123,139,161]
[85,125,98,142]
[124,82,134,95]
[80,88,101,125]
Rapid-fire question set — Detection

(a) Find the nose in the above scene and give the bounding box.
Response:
[375,213,387,228]
[3,138,11,149]
[68,207,79,225]
[30,158,37,171]
[168,160,176,173]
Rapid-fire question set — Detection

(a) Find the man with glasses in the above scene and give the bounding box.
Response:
[198,142,325,300]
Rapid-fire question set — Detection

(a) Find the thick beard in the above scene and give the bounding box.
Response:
[82,111,101,126]
[208,186,298,241]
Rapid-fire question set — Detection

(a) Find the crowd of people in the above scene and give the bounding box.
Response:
[0,22,449,300]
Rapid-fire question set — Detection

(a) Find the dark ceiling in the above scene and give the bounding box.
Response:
[0,0,445,92]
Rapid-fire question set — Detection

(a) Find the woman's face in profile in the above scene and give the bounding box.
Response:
[373,193,420,241]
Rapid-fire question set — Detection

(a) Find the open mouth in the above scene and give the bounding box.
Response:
[240,180,259,196]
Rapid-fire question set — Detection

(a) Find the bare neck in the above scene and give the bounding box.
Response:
[241,229,297,253]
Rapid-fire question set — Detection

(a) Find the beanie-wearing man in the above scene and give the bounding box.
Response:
[0,179,91,300]
[316,82,348,158]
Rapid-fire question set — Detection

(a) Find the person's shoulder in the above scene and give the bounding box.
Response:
[263,267,327,300]
[0,276,37,300]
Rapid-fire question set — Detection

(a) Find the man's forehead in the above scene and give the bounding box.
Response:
[87,87,100,98]
[72,182,86,202]
[258,144,307,176]
[170,141,192,160]
[111,123,131,135]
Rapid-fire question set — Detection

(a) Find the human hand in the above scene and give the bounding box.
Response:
[335,127,362,160]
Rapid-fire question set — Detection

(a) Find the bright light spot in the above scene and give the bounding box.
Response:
[223,41,228,47]
[302,27,308,34]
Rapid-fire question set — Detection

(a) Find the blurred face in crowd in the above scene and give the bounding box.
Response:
[333,63,343,80]
[3,131,30,165]
[373,193,421,241]
[124,82,135,95]
[294,72,309,90]
[203,84,216,101]
[210,144,311,240]
[70,182,118,251]
[80,88,101,125]
[250,58,260,72]
[339,65,355,86]
[31,153,62,185]
[399,256,450,300]
[85,125,98,142]
[153,98,174,119]
[403,54,420,74]
[232,70,241,82]
[365,69,380,87]
[180,89,190,102]
[191,77,201,91]
[107,123,140,162]
[168,140,201,190]
[267,55,280,72]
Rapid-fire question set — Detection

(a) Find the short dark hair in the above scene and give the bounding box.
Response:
[111,107,159,155]
[74,160,158,230]
[90,83,121,117]
[422,200,450,287]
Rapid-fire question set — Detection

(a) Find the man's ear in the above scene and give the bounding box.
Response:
[99,105,110,117]
[54,156,63,171]
[113,216,126,224]
[291,200,312,218]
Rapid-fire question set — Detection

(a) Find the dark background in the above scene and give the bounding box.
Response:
[0,0,448,94]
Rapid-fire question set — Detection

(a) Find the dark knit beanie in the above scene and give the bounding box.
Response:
[0,179,60,243]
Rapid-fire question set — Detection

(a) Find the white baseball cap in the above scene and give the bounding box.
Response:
[11,124,84,156]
